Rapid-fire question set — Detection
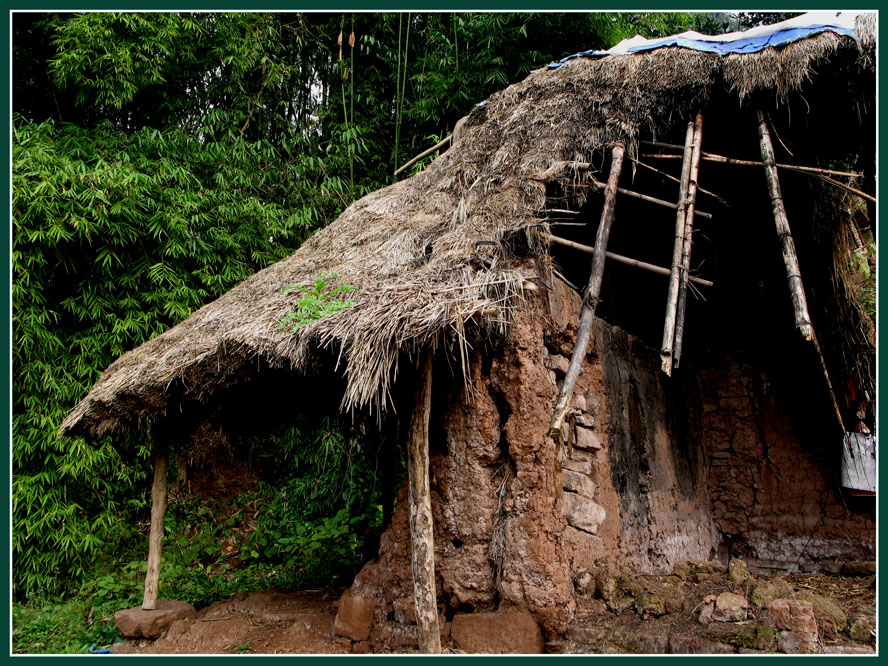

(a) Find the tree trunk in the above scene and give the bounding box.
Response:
[408,349,441,653]
[548,144,625,439]
[756,110,813,341]
[141,442,169,611]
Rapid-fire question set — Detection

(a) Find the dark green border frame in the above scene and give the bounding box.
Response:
[4,3,881,663]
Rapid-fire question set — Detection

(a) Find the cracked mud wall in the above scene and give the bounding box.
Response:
[347,291,576,648]
[596,322,719,573]
[342,276,874,649]
[698,361,875,572]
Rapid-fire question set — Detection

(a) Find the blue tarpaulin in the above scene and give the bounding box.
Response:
[549,11,862,68]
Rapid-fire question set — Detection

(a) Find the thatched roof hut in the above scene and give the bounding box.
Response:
[60,12,876,651]
[60,12,875,440]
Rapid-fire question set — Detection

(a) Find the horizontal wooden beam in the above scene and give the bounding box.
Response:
[546,234,714,288]
[643,152,876,205]
[570,165,713,219]
[640,143,864,179]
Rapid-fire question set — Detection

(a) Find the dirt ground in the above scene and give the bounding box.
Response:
[110,565,876,655]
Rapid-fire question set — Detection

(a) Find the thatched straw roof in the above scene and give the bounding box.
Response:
[60,14,875,440]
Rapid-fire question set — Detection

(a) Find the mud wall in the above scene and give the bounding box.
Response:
[697,361,875,572]
[342,277,874,647]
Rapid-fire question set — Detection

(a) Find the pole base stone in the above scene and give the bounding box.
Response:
[115,600,196,639]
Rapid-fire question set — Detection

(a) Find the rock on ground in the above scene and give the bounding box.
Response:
[115,600,196,639]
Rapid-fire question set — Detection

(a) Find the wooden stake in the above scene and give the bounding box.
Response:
[548,144,625,440]
[756,110,813,341]
[626,154,727,204]
[395,134,452,176]
[673,111,705,369]
[660,121,696,375]
[142,441,169,611]
[545,234,713,287]
[407,349,441,654]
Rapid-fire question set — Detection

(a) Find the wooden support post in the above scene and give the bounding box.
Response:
[141,441,169,611]
[660,121,696,375]
[548,143,625,440]
[408,349,441,654]
[673,111,705,369]
[756,110,813,341]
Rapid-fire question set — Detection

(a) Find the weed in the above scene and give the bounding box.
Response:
[280,272,355,332]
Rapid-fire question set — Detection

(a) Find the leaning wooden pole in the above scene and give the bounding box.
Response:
[756,110,813,341]
[408,349,441,654]
[660,121,696,375]
[673,111,705,369]
[548,143,625,440]
[141,440,169,611]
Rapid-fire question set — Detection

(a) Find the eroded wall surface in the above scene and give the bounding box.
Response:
[342,278,875,647]
[697,361,875,572]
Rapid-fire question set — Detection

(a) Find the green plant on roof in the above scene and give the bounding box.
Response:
[280,272,355,332]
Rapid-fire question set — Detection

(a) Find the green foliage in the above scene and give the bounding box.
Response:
[12,565,142,654]
[280,273,356,332]
[12,116,306,597]
[252,417,393,585]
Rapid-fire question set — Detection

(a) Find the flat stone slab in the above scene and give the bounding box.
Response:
[115,600,196,639]
[451,611,544,653]
[562,492,606,534]
[332,590,375,642]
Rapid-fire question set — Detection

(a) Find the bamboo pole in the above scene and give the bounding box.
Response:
[756,110,813,341]
[545,234,713,287]
[577,169,713,220]
[407,349,441,654]
[660,121,696,375]
[141,441,169,611]
[395,134,453,176]
[548,144,625,440]
[641,141,864,178]
[625,154,727,204]
[673,111,705,369]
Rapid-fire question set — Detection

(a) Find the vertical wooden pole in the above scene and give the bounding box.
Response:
[756,110,814,341]
[142,441,169,610]
[548,143,626,439]
[408,349,441,654]
[660,121,696,375]
[673,111,705,369]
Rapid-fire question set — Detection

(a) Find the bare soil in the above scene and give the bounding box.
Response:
[111,568,875,655]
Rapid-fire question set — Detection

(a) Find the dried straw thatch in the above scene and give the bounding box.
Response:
[60,18,875,440]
